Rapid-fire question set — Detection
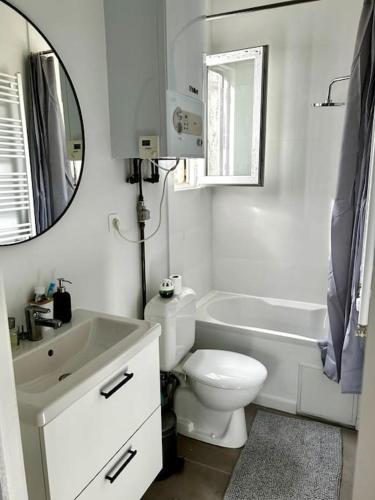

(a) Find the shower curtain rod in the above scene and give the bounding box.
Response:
[36,49,54,56]
[206,0,321,21]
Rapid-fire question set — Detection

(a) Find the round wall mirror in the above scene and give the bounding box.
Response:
[0,0,84,246]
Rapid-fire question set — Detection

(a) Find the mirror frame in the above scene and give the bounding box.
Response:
[0,0,85,246]
[202,45,268,187]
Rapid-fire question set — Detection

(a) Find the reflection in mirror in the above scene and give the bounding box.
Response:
[204,46,267,186]
[0,0,84,245]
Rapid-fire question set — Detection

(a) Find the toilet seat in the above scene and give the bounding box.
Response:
[183,349,267,390]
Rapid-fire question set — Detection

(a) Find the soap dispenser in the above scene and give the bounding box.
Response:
[53,278,72,323]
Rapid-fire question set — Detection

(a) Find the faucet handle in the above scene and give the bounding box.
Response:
[24,304,54,342]
[25,304,51,316]
[25,304,51,318]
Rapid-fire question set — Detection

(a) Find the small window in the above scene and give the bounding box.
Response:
[201,46,268,186]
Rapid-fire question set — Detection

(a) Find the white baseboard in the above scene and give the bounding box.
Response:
[255,392,297,415]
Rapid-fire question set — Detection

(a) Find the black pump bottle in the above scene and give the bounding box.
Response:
[53,278,72,323]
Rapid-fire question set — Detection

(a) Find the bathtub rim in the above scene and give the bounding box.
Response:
[196,319,319,347]
[196,290,326,347]
[197,289,327,311]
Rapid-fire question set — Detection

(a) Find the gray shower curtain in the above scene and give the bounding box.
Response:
[320,0,375,393]
[28,54,75,234]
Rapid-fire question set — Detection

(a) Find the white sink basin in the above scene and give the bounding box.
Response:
[13,309,160,426]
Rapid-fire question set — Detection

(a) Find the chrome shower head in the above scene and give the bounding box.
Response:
[313,75,350,108]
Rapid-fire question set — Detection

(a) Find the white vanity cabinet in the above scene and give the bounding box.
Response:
[77,407,161,500]
[21,339,162,500]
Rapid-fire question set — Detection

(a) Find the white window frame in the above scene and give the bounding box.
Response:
[173,158,206,191]
[200,46,268,187]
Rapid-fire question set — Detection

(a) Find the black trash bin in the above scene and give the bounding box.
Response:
[156,410,184,480]
[156,372,184,481]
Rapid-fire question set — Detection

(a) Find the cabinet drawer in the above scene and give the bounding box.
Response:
[77,407,162,500]
[41,340,160,500]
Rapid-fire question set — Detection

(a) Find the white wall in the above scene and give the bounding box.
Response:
[0,0,169,324]
[0,3,27,76]
[0,274,28,500]
[0,3,50,93]
[167,0,213,301]
[168,185,212,300]
[209,0,362,304]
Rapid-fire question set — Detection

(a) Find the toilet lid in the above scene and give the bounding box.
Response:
[183,350,267,390]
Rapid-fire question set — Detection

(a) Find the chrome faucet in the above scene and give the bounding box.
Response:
[25,305,62,341]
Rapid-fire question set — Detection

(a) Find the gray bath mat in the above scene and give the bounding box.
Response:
[224,411,342,500]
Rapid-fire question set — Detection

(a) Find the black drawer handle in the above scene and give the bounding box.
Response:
[105,449,137,484]
[100,372,134,399]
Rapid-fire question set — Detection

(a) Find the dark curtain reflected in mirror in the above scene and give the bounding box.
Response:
[28,53,76,234]
[0,0,84,245]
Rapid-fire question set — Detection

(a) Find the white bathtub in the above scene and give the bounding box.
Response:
[195,291,358,427]
[198,291,328,342]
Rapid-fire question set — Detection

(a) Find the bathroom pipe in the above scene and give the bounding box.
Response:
[357,114,375,335]
[206,0,320,21]
[134,159,147,316]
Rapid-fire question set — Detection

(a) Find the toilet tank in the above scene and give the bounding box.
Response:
[144,287,196,371]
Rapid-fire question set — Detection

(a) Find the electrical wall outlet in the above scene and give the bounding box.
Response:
[108,213,119,233]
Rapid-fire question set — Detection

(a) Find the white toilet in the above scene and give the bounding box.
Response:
[145,287,267,448]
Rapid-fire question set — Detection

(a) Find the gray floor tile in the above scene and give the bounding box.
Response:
[142,459,230,500]
[340,428,357,500]
[244,404,257,432]
[178,435,241,474]
[143,405,357,500]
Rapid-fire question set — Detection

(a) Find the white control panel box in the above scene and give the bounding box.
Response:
[139,136,160,160]
[104,0,206,159]
[68,140,83,161]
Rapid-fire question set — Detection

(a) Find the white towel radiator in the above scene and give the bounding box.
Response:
[0,71,36,244]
